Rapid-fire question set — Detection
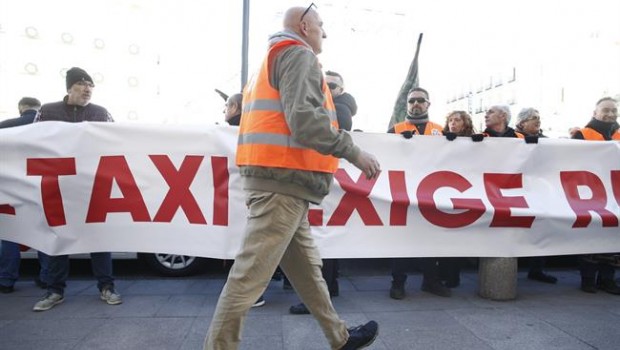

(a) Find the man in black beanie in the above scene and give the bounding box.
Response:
[36,67,112,122]
[32,66,119,311]
[65,67,94,90]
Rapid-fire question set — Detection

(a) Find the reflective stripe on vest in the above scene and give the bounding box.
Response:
[581,127,620,141]
[394,120,443,136]
[236,39,339,173]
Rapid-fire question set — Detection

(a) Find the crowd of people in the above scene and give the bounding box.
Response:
[1,4,619,350]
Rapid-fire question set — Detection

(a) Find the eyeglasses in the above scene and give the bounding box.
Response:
[408,97,427,104]
[75,80,95,88]
[301,3,317,21]
[327,82,340,90]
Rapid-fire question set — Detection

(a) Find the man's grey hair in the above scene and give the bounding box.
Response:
[516,107,539,124]
[492,104,512,125]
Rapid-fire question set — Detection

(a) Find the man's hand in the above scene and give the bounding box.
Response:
[351,150,381,180]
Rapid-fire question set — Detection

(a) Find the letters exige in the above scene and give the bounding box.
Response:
[26,155,230,227]
[308,169,620,229]
[20,157,620,229]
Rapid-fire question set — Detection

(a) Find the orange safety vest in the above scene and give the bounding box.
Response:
[580,127,620,141]
[236,39,339,173]
[393,120,443,136]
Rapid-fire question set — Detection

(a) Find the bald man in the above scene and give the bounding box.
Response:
[204,6,379,350]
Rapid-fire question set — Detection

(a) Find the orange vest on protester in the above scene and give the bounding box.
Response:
[580,127,620,141]
[393,120,443,135]
[236,40,339,173]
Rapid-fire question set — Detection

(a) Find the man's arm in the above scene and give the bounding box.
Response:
[273,46,379,179]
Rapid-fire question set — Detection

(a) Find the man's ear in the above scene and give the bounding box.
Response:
[299,21,309,36]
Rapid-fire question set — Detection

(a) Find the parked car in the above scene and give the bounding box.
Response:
[18,246,208,277]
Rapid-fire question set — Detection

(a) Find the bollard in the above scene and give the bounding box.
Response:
[478,257,517,300]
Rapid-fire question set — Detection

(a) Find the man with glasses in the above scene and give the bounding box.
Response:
[204,5,380,350]
[288,70,357,315]
[514,107,559,284]
[325,70,357,132]
[388,87,453,299]
[32,67,120,311]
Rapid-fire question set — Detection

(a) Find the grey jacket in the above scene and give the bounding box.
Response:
[240,30,360,204]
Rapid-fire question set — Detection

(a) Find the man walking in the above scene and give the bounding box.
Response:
[204,6,380,350]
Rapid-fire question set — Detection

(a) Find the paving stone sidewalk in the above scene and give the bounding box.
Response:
[1,268,620,350]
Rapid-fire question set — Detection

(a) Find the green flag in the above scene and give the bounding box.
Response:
[388,33,423,130]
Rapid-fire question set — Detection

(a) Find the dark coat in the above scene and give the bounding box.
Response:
[0,109,38,128]
[37,96,113,123]
[226,114,241,126]
[333,92,357,132]
[483,126,521,138]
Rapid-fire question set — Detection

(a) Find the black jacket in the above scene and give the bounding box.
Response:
[483,126,521,138]
[37,96,112,123]
[0,109,38,128]
[333,92,357,132]
[226,114,241,127]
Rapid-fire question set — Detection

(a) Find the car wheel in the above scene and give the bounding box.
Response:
[141,253,207,277]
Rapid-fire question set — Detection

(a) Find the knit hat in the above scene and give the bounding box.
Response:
[66,67,94,89]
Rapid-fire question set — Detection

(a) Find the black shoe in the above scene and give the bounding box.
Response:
[34,278,48,289]
[0,284,14,294]
[289,302,310,315]
[341,320,379,350]
[581,279,597,293]
[599,279,620,295]
[252,296,266,307]
[528,271,558,284]
[421,280,452,297]
[389,280,405,300]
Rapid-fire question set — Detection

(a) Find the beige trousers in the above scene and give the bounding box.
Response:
[204,190,349,350]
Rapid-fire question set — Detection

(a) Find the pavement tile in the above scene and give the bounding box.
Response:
[121,279,198,295]
[0,317,107,341]
[73,317,194,350]
[155,294,209,317]
[450,307,594,350]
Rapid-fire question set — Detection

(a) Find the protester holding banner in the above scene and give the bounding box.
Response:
[571,97,619,141]
[514,107,558,284]
[483,105,524,138]
[572,97,620,295]
[31,67,121,311]
[387,87,454,299]
[439,110,477,288]
[442,110,475,137]
[0,97,50,294]
[204,6,380,350]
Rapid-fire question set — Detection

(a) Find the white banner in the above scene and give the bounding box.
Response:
[1,122,619,258]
